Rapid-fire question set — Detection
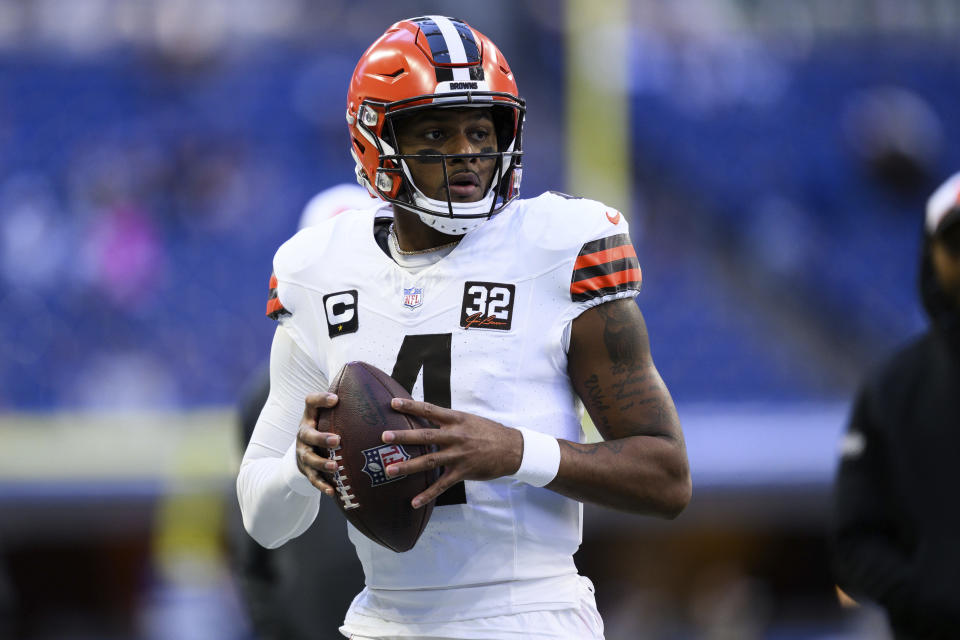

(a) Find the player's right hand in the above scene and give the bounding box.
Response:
[296,392,340,496]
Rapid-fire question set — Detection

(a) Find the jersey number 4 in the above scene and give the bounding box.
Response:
[391,333,467,506]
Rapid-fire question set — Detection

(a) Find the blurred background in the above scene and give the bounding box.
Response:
[1,0,958,638]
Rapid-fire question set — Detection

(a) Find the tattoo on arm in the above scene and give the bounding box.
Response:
[559,439,626,456]
[577,302,673,440]
[583,374,611,411]
[595,302,645,373]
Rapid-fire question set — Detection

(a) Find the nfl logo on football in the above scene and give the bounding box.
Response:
[402,287,423,309]
[362,444,412,486]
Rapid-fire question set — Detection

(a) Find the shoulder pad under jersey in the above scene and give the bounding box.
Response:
[519,192,641,302]
[518,191,631,253]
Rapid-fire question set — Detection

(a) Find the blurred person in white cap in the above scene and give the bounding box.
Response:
[832,171,960,639]
[232,182,373,640]
[298,182,378,230]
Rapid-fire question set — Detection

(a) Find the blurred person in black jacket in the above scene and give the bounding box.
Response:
[832,171,960,640]
[232,183,372,640]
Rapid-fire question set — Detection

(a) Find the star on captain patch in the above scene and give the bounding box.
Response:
[403,286,423,309]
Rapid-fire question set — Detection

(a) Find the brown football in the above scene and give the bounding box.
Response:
[318,361,437,552]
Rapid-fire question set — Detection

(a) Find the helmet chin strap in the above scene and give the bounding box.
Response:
[400,160,499,235]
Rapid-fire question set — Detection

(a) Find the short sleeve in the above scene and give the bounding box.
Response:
[569,232,642,302]
[518,192,644,356]
[263,226,332,374]
[265,272,290,320]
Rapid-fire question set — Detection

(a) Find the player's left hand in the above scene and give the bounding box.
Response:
[383,398,523,508]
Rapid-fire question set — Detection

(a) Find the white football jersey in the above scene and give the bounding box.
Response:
[269,191,642,623]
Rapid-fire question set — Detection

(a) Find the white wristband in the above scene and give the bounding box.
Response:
[508,427,561,487]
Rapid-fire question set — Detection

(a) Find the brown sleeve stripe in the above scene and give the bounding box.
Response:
[571,268,642,299]
[572,244,638,282]
[266,272,290,319]
[573,242,636,270]
[571,234,641,302]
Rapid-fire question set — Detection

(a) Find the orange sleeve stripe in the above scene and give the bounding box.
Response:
[266,297,285,316]
[269,273,279,289]
[570,267,642,295]
[573,244,637,271]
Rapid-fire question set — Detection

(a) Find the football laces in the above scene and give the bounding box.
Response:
[327,444,360,510]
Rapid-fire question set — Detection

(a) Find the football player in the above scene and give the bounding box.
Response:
[238,16,691,640]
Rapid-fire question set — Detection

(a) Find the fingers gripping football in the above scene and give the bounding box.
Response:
[384,398,524,507]
[295,392,341,496]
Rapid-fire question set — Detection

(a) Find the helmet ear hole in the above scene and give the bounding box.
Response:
[352,137,366,154]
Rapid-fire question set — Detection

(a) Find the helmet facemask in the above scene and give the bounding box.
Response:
[354,93,524,235]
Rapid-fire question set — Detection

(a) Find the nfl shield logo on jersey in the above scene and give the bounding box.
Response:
[361,444,411,486]
[402,287,423,309]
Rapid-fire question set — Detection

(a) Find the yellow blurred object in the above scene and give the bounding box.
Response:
[567,0,629,449]
[581,412,603,443]
[0,410,237,585]
[0,409,237,484]
[153,491,225,586]
[565,0,631,221]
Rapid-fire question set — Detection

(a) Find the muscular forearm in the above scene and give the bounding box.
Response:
[547,434,690,516]
[563,298,691,516]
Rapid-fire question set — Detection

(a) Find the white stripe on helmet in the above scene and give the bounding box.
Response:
[428,15,471,81]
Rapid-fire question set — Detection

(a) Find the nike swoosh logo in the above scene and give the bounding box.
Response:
[606,210,621,225]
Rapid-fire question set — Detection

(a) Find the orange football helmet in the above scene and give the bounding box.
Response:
[346,16,525,234]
